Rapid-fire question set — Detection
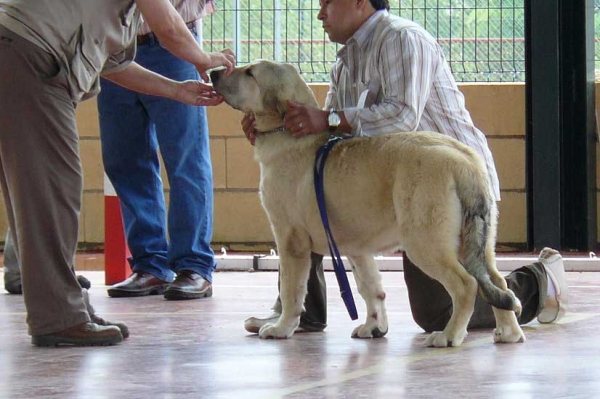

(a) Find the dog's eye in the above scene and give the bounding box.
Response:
[245,69,253,77]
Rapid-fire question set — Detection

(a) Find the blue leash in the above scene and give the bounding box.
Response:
[313,135,358,320]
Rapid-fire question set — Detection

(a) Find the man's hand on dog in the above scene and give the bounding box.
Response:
[242,113,257,146]
[284,100,328,138]
[241,100,328,146]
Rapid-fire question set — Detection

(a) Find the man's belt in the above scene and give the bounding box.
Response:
[137,20,197,46]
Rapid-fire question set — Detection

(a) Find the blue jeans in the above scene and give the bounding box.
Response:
[97,31,216,283]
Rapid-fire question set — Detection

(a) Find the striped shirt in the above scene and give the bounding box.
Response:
[137,0,215,35]
[325,10,500,200]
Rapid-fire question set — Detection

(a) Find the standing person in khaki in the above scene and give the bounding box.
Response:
[101,0,220,301]
[0,0,235,347]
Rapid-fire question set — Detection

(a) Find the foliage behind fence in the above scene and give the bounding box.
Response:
[203,0,600,83]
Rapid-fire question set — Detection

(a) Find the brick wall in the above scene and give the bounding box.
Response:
[2,82,591,253]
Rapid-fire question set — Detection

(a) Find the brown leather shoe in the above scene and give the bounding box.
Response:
[163,270,212,300]
[107,272,169,297]
[31,322,123,347]
[82,289,129,338]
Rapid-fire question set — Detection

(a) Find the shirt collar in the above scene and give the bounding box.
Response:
[337,10,388,60]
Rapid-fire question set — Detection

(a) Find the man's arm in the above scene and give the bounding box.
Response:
[346,30,439,136]
[134,0,235,79]
[103,62,224,107]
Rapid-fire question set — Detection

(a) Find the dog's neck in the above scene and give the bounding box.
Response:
[252,112,285,133]
[256,126,287,136]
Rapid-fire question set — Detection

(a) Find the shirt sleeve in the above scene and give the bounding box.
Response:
[351,29,440,137]
[102,40,137,75]
[324,63,340,111]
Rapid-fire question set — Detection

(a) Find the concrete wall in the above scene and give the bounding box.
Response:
[1,82,593,253]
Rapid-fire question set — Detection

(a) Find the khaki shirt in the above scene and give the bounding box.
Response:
[0,0,140,102]
[137,0,215,36]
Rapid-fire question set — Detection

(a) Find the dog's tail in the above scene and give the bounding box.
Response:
[456,157,522,315]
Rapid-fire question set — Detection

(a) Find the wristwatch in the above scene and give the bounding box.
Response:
[327,108,341,132]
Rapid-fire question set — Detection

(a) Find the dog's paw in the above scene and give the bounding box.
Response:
[493,325,526,344]
[258,323,295,339]
[351,323,388,339]
[425,330,467,347]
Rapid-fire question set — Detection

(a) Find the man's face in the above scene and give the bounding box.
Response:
[317,0,361,44]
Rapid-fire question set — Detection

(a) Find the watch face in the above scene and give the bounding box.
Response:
[328,111,341,127]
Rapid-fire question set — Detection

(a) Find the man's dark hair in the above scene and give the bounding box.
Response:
[368,0,389,10]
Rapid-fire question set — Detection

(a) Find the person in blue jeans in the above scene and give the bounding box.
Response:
[100,2,217,300]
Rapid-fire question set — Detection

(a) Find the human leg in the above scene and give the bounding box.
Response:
[3,229,21,294]
[98,73,174,286]
[0,26,121,345]
[139,35,216,291]
[244,252,327,333]
[404,250,561,332]
[4,228,90,294]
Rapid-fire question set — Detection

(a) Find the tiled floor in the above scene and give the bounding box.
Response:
[0,254,599,398]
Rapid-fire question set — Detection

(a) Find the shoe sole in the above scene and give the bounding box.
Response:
[31,334,123,347]
[163,287,213,300]
[107,285,168,298]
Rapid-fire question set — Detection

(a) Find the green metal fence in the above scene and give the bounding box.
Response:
[203,0,526,82]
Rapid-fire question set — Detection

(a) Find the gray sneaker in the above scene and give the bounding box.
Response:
[537,248,568,323]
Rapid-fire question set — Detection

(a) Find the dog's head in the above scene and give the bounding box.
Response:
[211,60,319,130]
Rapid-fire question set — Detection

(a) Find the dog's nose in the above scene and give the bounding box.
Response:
[210,70,222,84]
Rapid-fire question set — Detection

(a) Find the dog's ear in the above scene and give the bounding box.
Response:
[263,88,289,117]
[261,62,319,116]
[284,64,319,107]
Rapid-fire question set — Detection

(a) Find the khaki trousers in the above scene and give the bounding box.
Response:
[0,25,89,335]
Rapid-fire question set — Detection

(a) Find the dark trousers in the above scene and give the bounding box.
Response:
[294,253,547,332]
[403,254,548,331]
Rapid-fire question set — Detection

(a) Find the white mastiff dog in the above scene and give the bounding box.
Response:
[211,60,525,347]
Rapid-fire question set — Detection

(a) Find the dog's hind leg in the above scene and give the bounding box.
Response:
[347,255,388,339]
[408,250,477,348]
[483,229,525,343]
[492,307,526,343]
[258,231,312,339]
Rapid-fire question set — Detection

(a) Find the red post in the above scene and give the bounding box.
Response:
[104,174,131,285]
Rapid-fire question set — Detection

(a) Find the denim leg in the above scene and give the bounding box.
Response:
[131,36,216,282]
[99,32,215,283]
[98,78,173,282]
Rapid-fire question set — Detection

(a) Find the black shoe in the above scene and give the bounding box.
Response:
[107,272,169,298]
[4,274,89,294]
[163,270,212,300]
[77,275,91,289]
[4,271,22,294]
[4,280,22,295]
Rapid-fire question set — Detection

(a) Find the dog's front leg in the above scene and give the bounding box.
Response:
[348,255,388,338]
[259,246,311,339]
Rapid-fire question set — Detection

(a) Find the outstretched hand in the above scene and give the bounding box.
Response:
[174,80,224,106]
[199,49,236,82]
